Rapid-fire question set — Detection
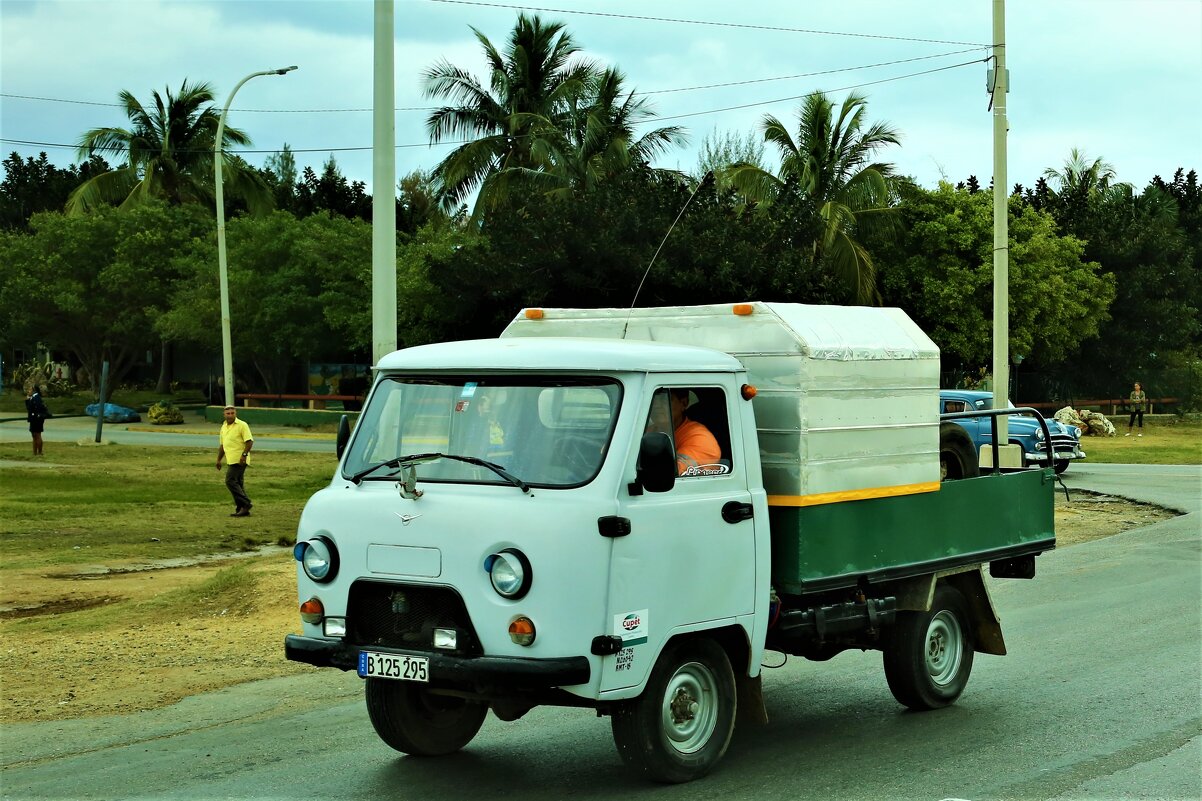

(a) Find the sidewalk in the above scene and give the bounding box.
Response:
[0,410,334,453]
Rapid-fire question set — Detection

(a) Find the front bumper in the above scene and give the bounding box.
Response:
[1025,446,1087,463]
[284,634,590,689]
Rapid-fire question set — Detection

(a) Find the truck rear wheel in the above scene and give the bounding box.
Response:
[365,678,487,756]
[611,638,736,783]
[882,585,975,710]
[1054,459,1070,474]
[939,423,980,481]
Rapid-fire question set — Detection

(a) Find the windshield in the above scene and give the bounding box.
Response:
[343,376,622,488]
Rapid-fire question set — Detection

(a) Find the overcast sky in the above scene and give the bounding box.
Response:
[2,0,1200,195]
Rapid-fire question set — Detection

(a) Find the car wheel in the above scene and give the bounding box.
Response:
[939,423,980,481]
[611,638,737,783]
[1054,460,1069,474]
[365,678,488,756]
[882,585,975,710]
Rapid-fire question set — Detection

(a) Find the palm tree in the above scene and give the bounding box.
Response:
[541,66,686,199]
[726,91,901,304]
[67,80,270,215]
[423,14,684,216]
[424,14,595,210]
[1042,148,1117,198]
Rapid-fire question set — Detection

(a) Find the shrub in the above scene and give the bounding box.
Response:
[147,400,184,425]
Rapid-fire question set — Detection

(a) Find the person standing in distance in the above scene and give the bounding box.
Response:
[25,383,50,456]
[1126,381,1147,437]
[216,405,254,516]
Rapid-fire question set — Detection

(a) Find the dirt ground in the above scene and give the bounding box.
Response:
[0,490,1178,724]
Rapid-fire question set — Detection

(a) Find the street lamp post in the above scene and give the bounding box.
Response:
[215,66,297,408]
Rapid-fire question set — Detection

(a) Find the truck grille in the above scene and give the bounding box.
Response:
[346,580,482,656]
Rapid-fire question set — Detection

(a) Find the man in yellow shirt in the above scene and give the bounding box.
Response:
[216,406,255,517]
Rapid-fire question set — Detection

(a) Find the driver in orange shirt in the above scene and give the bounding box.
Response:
[648,389,721,475]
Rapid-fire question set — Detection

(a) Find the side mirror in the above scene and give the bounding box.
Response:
[336,414,351,459]
[637,432,676,493]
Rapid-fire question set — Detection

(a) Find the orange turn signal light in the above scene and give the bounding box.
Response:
[741,384,758,400]
[299,597,324,624]
[732,303,754,316]
[508,616,536,646]
[524,308,545,320]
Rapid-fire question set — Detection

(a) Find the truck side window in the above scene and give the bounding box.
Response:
[646,387,732,477]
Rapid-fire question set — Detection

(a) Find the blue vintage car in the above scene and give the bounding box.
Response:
[940,390,1086,474]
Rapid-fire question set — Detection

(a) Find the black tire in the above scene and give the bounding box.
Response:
[1054,460,1069,475]
[365,678,487,756]
[939,423,980,481]
[611,638,737,783]
[882,585,975,710]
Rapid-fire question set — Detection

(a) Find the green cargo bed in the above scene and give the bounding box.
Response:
[769,468,1056,595]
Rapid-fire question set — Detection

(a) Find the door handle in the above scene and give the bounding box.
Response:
[722,501,754,524]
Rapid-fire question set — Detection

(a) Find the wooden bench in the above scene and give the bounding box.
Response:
[1016,398,1178,415]
[236,393,364,411]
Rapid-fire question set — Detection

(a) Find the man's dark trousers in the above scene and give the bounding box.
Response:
[226,463,252,510]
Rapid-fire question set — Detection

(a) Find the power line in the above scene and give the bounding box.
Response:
[0,48,986,114]
[424,0,990,47]
[1,56,984,156]
[647,57,989,123]
[639,47,987,96]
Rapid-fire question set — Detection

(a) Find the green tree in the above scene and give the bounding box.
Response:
[875,182,1116,371]
[293,156,371,220]
[695,128,765,180]
[67,80,271,215]
[161,210,373,391]
[1046,174,1201,397]
[726,91,901,304]
[415,168,830,341]
[262,143,299,212]
[1,152,110,229]
[0,203,212,398]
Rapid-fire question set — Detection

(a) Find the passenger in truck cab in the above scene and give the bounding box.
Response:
[647,389,722,476]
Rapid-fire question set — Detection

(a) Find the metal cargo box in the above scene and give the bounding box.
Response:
[501,302,941,499]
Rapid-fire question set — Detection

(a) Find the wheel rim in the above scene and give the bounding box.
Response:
[925,610,963,687]
[660,660,718,755]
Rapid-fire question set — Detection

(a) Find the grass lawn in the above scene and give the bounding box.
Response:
[1079,417,1202,465]
[0,443,333,570]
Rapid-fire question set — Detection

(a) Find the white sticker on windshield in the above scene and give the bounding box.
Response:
[461,382,478,398]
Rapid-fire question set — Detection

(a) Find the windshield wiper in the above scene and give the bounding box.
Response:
[350,452,530,493]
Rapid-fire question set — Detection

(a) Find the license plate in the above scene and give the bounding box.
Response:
[358,651,429,682]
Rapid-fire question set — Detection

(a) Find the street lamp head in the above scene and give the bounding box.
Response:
[276,66,299,75]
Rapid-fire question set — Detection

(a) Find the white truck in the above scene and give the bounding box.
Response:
[285,302,1055,782]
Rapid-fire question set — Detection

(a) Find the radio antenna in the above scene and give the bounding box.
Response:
[622,171,713,339]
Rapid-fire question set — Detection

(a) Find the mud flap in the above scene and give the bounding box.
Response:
[890,567,1007,656]
[736,672,768,725]
[943,568,1007,656]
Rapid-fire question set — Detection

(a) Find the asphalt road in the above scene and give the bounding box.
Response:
[1,465,1199,801]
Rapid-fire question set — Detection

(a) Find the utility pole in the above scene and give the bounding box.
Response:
[991,0,1010,440]
[372,0,398,365]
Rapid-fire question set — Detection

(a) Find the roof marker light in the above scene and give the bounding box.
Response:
[525,308,544,320]
[732,303,754,316]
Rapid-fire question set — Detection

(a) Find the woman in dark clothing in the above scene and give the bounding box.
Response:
[25,384,50,455]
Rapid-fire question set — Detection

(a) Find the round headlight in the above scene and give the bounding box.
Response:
[1035,427,1045,441]
[300,536,339,583]
[488,549,532,600]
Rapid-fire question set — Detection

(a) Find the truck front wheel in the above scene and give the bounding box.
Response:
[365,679,488,756]
[611,638,737,783]
[882,585,975,710]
